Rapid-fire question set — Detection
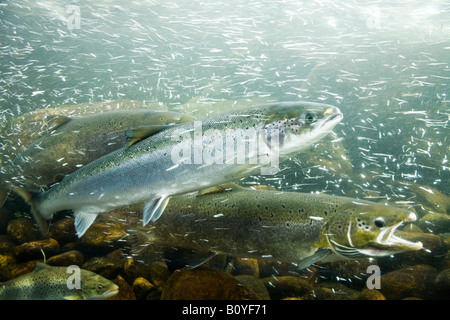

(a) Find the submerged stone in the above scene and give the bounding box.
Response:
[6,218,41,244]
[358,288,386,300]
[78,221,128,253]
[380,264,437,300]
[46,250,84,267]
[302,282,360,300]
[434,268,450,299]
[12,238,60,262]
[262,276,313,299]
[48,217,77,245]
[106,275,136,300]
[234,275,270,300]
[132,277,159,300]
[0,254,16,282]
[161,267,261,300]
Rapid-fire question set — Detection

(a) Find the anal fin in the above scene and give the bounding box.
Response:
[74,211,98,238]
[143,195,171,225]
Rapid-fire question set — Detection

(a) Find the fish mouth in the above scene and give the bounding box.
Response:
[98,285,120,299]
[278,105,343,157]
[364,213,423,256]
[320,107,343,130]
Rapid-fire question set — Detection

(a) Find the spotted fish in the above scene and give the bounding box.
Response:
[0,263,118,300]
[129,185,423,268]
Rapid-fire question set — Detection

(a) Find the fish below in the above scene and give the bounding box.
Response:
[0,109,195,207]
[16,101,343,237]
[125,185,423,268]
[0,263,118,300]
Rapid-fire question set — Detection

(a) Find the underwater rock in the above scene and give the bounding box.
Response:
[234,275,271,300]
[12,238,60,262]
[107,275,136,300]
[82,256,123,280]
[123,256,153,285]
[434,268,450,299]
[0,254,16,282]
[418,213,450,234]
[0,235,15,255]
[46,250,85,267]
[358,289,386,300]
[132,277,159,300]
[319,259,374,289]
[78,221,128,253]
[161,267,261,300]
[48,217,77,245]
[262,276,314,299]
[258,259,301,278]
[302,282,360,300]
[10,260,37,279]
[379,264,437,300]
[6,217,41,244]
[0,207,14,234]
[227,257,259,277]
[149,261,171,290]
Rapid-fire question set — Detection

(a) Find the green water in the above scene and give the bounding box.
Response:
[0,0,448,301]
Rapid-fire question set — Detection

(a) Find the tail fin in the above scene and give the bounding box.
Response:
[12,187,50,235]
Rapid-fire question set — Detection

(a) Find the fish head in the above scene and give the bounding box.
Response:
[325,200,423,259]
[79,273,119,300]
[261,101,343,157]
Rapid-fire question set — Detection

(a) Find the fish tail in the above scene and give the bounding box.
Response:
[12,187,50,235]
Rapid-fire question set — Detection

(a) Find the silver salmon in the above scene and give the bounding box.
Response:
[1,109,194,205]
[17,101,343,237]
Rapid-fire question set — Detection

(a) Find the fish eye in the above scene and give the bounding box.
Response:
[305,113,316,124]
[374,217,386,228]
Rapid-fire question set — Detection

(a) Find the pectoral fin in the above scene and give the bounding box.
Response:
[143,195,171,225]
[74,211,98,238]
[186,251,220,270]
[297,248,331,270]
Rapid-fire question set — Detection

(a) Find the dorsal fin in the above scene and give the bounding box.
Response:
[125,125,174,147]
[46,115,72,131]
[33,262,50,272]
